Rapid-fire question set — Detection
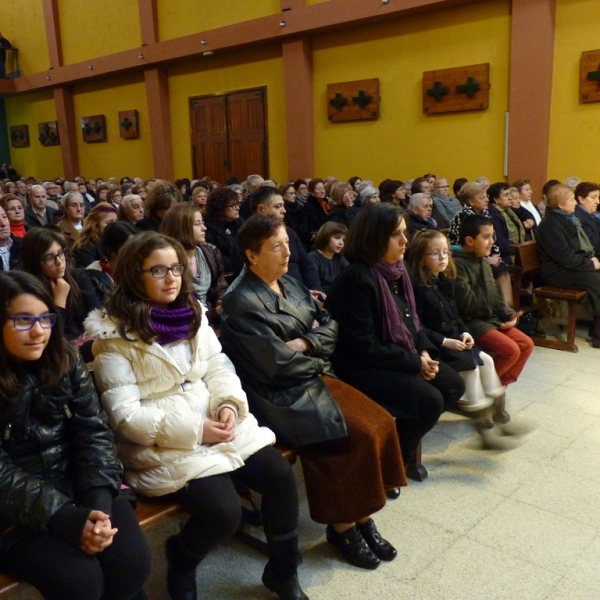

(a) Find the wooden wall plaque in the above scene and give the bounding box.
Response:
[81,114,107,143]
[10,125,29,148]
[327,78,380,123]
[119,110,139,139]
[423,63,490,115]
[580,50,600,103]
[38,121,60,146]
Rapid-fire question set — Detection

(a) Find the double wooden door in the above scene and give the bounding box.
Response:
[190,88,268,183]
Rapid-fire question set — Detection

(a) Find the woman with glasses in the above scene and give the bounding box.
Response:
[0,193,28,238]
[88,231,306,600]
[325,204,465,479]
[57,192,86,247]
[107,189,123,210]
[21,228,101,357]
[0,270,151,600]
[205,187,244,272]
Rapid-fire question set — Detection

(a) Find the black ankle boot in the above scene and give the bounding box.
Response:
[262,567,309,600]
[164,535,203,600]
[357,519,397,562]
[264,533,308,599]
[326,525,380,570]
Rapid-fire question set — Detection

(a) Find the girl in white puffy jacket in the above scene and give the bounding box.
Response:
[88,231,307,600]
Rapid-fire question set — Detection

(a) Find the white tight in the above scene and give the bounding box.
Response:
[459,351,503,404]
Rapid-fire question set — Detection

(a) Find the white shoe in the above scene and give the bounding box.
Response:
[457,396,494,412]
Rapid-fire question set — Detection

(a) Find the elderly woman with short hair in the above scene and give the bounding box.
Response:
[406,193,438,237]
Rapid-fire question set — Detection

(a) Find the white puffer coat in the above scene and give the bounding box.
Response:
[86,309,275,497]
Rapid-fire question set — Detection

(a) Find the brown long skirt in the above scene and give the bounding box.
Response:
[298,376,406,524]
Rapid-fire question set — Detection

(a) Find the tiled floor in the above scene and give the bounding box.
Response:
[12,326,600,599]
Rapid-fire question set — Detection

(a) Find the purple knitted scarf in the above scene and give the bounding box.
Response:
[370,260,421,354]
[150,306,195,345]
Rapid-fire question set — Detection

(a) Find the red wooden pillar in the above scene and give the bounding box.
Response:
[507,0,556,200]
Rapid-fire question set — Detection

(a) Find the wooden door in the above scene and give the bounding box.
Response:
[190,88,267,182]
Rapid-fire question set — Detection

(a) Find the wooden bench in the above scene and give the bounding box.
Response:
[0,446,298,597]
[511,241,587,352]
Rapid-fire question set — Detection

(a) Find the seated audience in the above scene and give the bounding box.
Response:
[160,203,228,326]
[573,182,600,257]
[85,221,137,305]
[293,179,309,207]
[25,185,57,228]
[487,182,526,265]
[512,179,542,226]
[406,193,439,237]
[221,214,404,571]
[137,180,181,232]
[537,184,600,347]
[325,204,465,476]
[0,271,151,600]
[1,194,28,238]
[308,221,349,294]
[72,203,118,268]
[107,188,123,210]
[118,194,145,225]
[89,231,307,600]
[411,177,448,228]
[432,177,461,224]
[303,179,330,245]
[357,186,380,206]
[380,180,407,208]
[281,181,309,242]
[453,215,534,392]
[508,186,536,241]
[327,181,359,228]
[204,187,244,273]
[191,186,208,214]
[452,177,468,198]
[21,228,101,352]
[95,183,111,204]
[0,204,21,271]
[57,192,86,247]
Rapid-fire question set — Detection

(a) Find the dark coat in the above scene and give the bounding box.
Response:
[197,243,229,324]
[327,205,359,229]
[407,212,438,237]
[135,216,162,232]
[24,205,57,229]
[303,195,329,246]
[1,235,22,272]
[488,205,523,263]
[574,204,600,258]
[58,268,103,340]
[283,201,309,248]
[452,248,515,339]
[286,227,322,291]
[0,353,122,545]
[325,263,437,378]
[73,243,102,269]
[512,205,537,241]
[85,265,113,305]
[536,208,600,314]
[220,267,347,448]
[413,274,478,372]
[204,218,243,272]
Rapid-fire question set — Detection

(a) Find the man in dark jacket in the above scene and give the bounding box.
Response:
[574,181,600,257]
[25,184,57,228]
[0,206,21,271]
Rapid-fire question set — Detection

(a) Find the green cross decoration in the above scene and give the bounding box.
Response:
[329,93,348,111]
[587,63,600,87]
[427,81,449,102]
[456,77,480,99]
[82,121,102,135]
[352,90,372,109]
[81,123,91,135]
[11,130,24,141]
[120,117,133,130]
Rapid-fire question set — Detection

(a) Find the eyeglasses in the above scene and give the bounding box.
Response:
[67,203,85,209]
[225,203,240,209]
[7,313,57,331]
[142,264,185,278]
[425,250,452,259]
[41,249,67,265]
[6,206,24,212]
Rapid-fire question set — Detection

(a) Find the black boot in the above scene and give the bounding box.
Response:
[326,525,380,570]
[357,519,397,562]
[263,533,308,600]
[164,534,204,600]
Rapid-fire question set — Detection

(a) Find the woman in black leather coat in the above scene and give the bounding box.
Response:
[220,215,404,572]
[0,271,150,600]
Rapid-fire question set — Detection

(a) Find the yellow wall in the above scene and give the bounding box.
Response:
[549,0,600,181]
[168,45,288,182]
[58,0,141,65]
[1,0,50,74]
[157,0,280,41]
[312,0,511,184]
[72,73,153,180]
[4,92,62,179]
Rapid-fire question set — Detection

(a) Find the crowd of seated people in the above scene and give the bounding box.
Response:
[1,169,599,600]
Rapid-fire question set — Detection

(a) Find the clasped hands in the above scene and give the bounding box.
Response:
[80,510,117,555]
[419,350,439,381]
[441,332,475,352]
[202,407,237,445]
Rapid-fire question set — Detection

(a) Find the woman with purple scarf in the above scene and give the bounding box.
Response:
[326,204,465,479]
[87,231,307,600]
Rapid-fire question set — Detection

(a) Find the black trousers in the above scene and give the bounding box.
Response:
[0,499,151,600]
[340,361,465,462]
[174,445,298,557]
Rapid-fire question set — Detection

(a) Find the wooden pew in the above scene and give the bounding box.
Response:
[511,240,587,352]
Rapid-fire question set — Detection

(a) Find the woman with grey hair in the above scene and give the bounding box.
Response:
[357,186,380,206]
[118,194,145,224]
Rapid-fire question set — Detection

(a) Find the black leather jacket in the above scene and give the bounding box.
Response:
[0,352,123,544]
[220,267,347,448]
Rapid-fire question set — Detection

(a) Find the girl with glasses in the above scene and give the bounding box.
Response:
[21,228,101,358]
[87,231,306,600]
[0,271,150,600]
[409,230,504,419]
